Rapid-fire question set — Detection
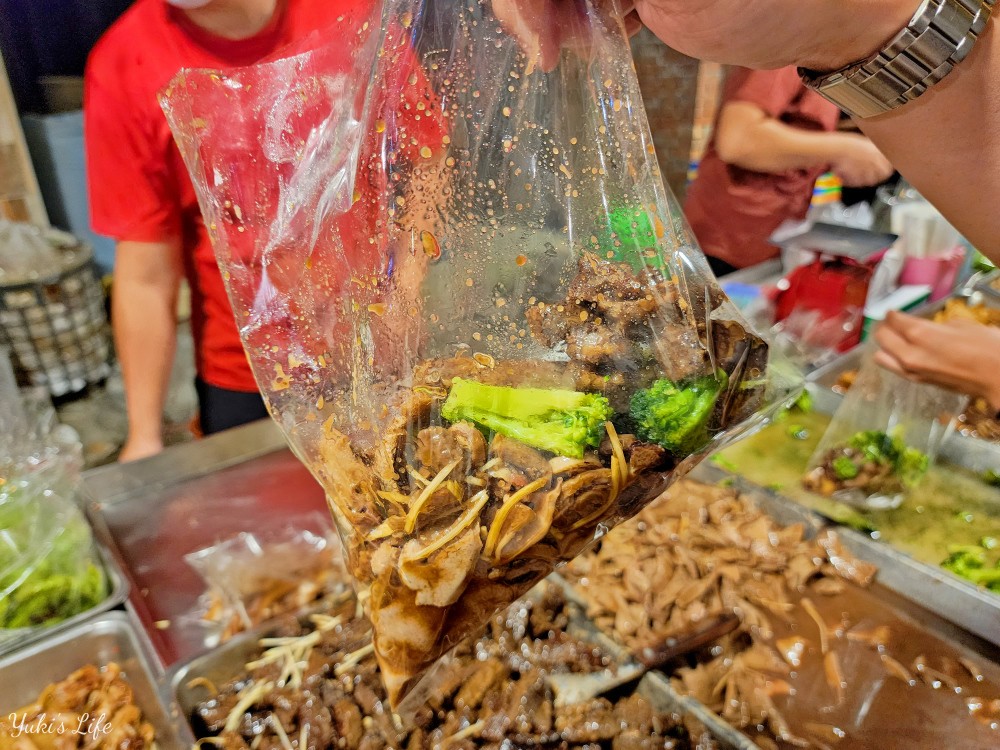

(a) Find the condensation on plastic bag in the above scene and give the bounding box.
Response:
[162,0,798,706]
[185,516,351,643]
[804,346,967,509]
[0,382,105,643]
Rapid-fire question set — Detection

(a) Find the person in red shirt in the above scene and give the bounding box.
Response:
[86,0,444,462]
[683,67,894,277]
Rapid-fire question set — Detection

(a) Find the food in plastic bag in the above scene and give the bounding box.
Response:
[185,519,350,642]
[0,381,106,641]
[161,0,796,705]
[804,348,966,508]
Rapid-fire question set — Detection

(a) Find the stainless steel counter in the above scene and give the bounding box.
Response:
[81,419,330,668]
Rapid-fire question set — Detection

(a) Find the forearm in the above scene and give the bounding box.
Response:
[717,115,849,174]
[857,21,1000,260]
[112,280,178,442]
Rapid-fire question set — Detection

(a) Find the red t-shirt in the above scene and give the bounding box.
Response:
[85,0,443,392]
[684,67,840,270]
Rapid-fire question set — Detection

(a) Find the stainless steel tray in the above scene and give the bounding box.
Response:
[0,528,130,658]
[694,461,1000,651]
[0,611,188,748]
[170,583,754,750]
[81,419,332,669]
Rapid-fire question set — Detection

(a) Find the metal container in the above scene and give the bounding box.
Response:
[0,240,111,397]
[0,530,130,658]
[693,462,1000,651]
[81,419,333,669]
[170,583,754,750]
[0,612,187,748]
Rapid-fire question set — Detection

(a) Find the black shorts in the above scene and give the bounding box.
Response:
[706,255,740,279]
[195,378,269,436]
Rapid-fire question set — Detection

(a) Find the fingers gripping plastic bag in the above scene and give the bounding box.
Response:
[162,0,796,706]
[804,346,966,509]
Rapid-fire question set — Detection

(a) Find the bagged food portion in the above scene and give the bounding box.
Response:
[161,0,795,705]
[0,380,106,643]
[185,519,350,642]
[804,348,966,509]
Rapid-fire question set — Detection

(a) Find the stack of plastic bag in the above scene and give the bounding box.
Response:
[162,0,799,706]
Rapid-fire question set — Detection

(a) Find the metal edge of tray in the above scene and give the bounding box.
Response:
[549,575,761,750]
[169,581,755,750]
[701,459,1000,651]
[835,526,1000,649]
[0,526,130,659]
[81,417,289,505]
[0,611,186,749]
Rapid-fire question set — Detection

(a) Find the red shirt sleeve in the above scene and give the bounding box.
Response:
[722,66,804,121]
[84,49,181,243]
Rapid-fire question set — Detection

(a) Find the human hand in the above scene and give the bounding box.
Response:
[494,0,920,72]
[118,434,164,463]
[830,134,894,188]
[874,311,1000,411]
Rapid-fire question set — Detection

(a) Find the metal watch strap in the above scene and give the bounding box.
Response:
[800,0,996,118]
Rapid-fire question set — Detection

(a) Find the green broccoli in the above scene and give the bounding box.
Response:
[440,378,613,459]
[846,429,929,487]
[941,545,1000,591]
[832,456,859,480]
[629,373,728,456]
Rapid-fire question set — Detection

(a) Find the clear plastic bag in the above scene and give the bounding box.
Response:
[804,347,967,509]
[162,0,796,705]
[185,517,350,643]
[0,374,105,644]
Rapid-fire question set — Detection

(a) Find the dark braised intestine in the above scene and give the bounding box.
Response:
[190,587,716,750]
[313,255,769,705]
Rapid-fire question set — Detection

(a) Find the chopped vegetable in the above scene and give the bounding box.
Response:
[847,430,929,487]
[630,373,728,455]
[441,378,612,458]
[832,456,859,480]
[941,544,1000,592]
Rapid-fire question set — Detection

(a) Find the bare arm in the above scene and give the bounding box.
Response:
[858,22,1000,259]
[714,101,893,186]
[112,239,183,462]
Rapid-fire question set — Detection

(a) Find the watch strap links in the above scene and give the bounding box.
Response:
[801,0,996,119]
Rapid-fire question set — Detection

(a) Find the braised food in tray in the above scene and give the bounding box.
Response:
[188,586,717,749]
[0,663,157,750]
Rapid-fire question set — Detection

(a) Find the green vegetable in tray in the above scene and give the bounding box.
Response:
[832,456,860,480]
[847,429,930,487]
[630,373,728,455]
[0,490,108,632]
[941,543,1000,592]
[441,378,613,459]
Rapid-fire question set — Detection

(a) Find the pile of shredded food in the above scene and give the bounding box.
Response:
[0,663,157,750]
[189,586,717,750]
[563,480,1000,749]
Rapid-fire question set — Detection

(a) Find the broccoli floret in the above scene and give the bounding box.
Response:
[832,456,859,480]
[846,429,929,487]
[983,470,1000,487]
[630,373,728,456]
[440,378,612,459]
[942,545,1000,591]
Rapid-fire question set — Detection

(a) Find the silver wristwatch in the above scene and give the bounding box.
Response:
[801,0,996,118]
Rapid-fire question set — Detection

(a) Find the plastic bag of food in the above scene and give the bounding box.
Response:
[0,377,105,645]
[185,517,351,642]
[804,347,967,509]
[161,0,797,706]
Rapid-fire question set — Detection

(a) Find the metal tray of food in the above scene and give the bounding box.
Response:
[80,419,333,669]
[556,470,1000,748]
[0,611,188,748]
[170,583,755,750]
[0,529,130,658]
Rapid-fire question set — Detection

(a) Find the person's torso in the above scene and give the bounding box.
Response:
[685,79,840,269]
[96,0,376,391]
